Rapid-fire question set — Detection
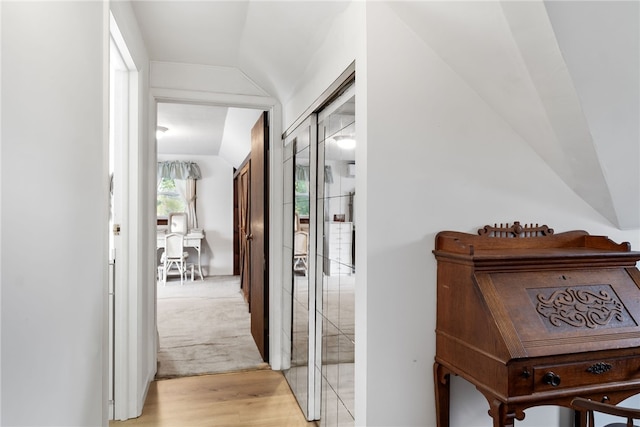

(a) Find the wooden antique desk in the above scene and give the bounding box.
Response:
[432,222,640,427]
[157,229,205,280]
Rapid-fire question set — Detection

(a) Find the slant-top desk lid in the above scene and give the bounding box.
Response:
[433,222,640,361]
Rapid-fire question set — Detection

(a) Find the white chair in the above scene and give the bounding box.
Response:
[293,231,309,274]
[168,212,188,235]
[160,232,189,285]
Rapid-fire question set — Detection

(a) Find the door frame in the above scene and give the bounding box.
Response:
[109,13,141,421]
[148,88,283,369]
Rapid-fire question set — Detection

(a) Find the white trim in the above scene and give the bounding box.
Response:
[109,11,142,421]
[317,84,356,122]
[151,87,276,110]
[268,102,284,370]
[109,14,135,71]
[0,0,3,416]
[102,4,111,426]
[150,60,271,98]
[308,115,321,420]
[0,1,4,418]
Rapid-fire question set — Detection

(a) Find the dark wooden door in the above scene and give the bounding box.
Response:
[249,112,269,361]
[233,169,240,276]
[235,160,251,303]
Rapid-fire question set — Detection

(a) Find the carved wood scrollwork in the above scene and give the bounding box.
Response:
[477,221,554,238]
[534,287,626,329]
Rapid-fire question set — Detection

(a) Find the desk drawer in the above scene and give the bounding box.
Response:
[533,356,640,392]
[183,238,200,247]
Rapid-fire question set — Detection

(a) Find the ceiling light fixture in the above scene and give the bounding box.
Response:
[156,126,169,139]
[335,135,356,150]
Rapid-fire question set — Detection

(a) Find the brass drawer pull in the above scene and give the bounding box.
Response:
[587,362,613,374]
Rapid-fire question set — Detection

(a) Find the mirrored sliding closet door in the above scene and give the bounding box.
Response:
[282,81,355,427]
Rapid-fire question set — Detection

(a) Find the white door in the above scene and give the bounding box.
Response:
[109,15,133,420]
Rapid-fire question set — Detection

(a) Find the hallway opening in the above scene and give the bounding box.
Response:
[154,101,269,379]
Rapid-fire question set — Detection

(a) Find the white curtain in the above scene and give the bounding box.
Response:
[157,161,201,180]
[186,178,197,229]
[295,164,333,184]
[157,161,201,229]
[171,178,197,229]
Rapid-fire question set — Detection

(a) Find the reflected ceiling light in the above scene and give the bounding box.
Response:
[335,135,356,150]
[156,126,169,139]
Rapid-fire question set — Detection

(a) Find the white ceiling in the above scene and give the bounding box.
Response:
[132,1,638,228]
[156,102,263,167]
[141,1,350,166]
[132,1,351,102]
[157,102,226,156]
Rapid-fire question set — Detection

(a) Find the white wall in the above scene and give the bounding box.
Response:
[545,0,640,229]
[219,107,262,169]
[281,2,361,130]
[275,0,640,424]
[158,154,235,276]
[1,2,108,425]
[362,2,640,426]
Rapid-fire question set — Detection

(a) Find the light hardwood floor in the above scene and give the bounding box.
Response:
[110,370,317,427]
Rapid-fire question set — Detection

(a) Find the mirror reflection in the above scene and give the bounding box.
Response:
[318,92,355,427]
[282,86,355,427]
[283,122,312,418]
[292,143,310,411]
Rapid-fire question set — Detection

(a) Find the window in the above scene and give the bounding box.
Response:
[157,177,186,217]
[295,173,310,218]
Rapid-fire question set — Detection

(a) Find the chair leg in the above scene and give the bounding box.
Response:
[180,261,184,286]
[163,263,167,286]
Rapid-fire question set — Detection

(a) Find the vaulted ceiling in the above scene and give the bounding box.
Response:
[132,1,350,103]
[130,1,639,229]
[135,1,351,168]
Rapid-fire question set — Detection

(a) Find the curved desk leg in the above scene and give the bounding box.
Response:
[195,245,204,280]
[434,362,451,427]
[434,363,523,427]
[488,399,516,427]
[485,398,525,427]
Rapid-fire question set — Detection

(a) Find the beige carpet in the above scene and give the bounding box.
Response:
[156,275,267,379]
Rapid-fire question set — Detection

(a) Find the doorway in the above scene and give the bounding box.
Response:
[154,102,270,377]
